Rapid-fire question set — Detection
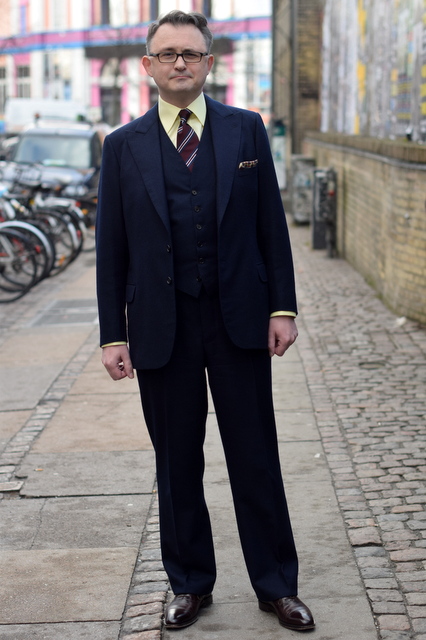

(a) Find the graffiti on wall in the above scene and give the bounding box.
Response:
[321,0,426,141]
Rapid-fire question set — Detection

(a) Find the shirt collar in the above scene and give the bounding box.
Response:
[159,93,207,135]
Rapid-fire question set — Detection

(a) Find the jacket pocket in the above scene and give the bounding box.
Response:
[126,284,136,303]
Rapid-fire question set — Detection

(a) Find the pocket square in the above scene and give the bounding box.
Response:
[239,159,258,169]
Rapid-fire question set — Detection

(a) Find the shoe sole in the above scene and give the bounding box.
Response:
[164,594,213,629]
[259,600,315,632]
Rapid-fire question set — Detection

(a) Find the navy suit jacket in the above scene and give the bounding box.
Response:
[96,95,297,369]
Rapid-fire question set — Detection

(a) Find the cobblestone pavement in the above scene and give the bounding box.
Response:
[290,222,426,640]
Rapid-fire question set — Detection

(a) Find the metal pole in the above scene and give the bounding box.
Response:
[290,0,298,154]
[271,0,276,122]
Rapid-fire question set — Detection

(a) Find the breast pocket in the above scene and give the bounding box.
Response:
[238,166,259,179]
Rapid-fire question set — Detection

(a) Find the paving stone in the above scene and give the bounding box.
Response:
[122,613,163,634]
[390,549,426,562]
[377,615,410,631]
[372,602,406,615]
[16,451,155,497]
[133,571,168,584]
[127,593,167,608]
[0,481,24,492]
[406,593,426,605]
[354,546,387,557]
[126,602,163,618]
[0,622,121,639]
[123,632,161,640]
[395,563,420,573]
[0,548,138,624]
[403,573,426,588]
[347,527,382,546]
[413,619,426,633]
[367,589,404,602]
[407,606,426,618]
[379,631,415,640]
[132,583,169,594]
[357,556,393,569]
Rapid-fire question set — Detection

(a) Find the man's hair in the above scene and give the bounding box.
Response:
[146,11,213,54]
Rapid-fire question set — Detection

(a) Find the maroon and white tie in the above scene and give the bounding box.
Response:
[177,109,199,171]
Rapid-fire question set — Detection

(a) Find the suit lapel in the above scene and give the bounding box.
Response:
[126,105,171,233]
[206,97,241,226]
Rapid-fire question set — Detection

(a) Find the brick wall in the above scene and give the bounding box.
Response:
[303,132,426,326]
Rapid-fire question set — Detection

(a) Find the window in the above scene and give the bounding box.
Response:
[20,5,27,34]
[14,134,92,169]
[17,66,31,98]
[0,67,7,113]
[101,0,110,24]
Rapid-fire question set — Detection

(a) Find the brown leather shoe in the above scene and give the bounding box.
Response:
[164,593,213,629]
[259,596,315,631]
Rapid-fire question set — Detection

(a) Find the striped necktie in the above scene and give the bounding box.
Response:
[177,109,199,171]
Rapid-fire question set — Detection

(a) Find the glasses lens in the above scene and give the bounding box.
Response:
[158,52,177,63]
[183,52,202,63]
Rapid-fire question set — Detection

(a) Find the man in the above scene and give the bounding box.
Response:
[96,10,314,632]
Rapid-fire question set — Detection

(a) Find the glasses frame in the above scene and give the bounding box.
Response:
[149,51,209,64]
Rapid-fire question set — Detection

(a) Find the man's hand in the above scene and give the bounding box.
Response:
[268,316,298,357]
[102,345,134,380]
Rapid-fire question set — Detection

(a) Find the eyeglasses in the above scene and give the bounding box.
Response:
[149,51,209,64]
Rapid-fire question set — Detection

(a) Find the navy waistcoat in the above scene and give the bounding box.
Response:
[160,114,218,297]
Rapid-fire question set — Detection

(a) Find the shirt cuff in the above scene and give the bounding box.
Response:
[270,311,297,318]
[101,341,127,348]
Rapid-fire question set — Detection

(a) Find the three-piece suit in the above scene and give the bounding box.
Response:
[96,94,300,601]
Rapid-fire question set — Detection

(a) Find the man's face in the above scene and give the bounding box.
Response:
[142,23,214,107]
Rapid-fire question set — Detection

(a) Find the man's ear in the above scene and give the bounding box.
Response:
[207,54,214,75]
[142,56,153,77]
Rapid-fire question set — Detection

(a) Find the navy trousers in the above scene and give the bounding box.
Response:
[137,289,298,601]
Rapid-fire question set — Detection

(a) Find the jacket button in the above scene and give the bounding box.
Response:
[194,206,201,212]
[198,258,205,264]
[166,245,171,252]
[192,190,197,195]
[166,277,172,285]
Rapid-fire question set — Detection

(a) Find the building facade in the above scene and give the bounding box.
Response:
[0,0,272,130]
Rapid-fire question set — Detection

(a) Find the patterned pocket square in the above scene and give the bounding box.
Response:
[239,159,259,169]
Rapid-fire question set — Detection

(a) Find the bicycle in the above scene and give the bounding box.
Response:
[0,224,38,302]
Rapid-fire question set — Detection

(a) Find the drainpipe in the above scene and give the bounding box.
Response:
[290,0,298,153]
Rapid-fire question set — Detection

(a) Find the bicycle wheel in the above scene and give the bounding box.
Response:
[32,209,78,275]
[0,227,38,302]
[0,220,55,282]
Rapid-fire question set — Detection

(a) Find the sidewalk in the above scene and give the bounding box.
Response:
[0,220,424,640]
